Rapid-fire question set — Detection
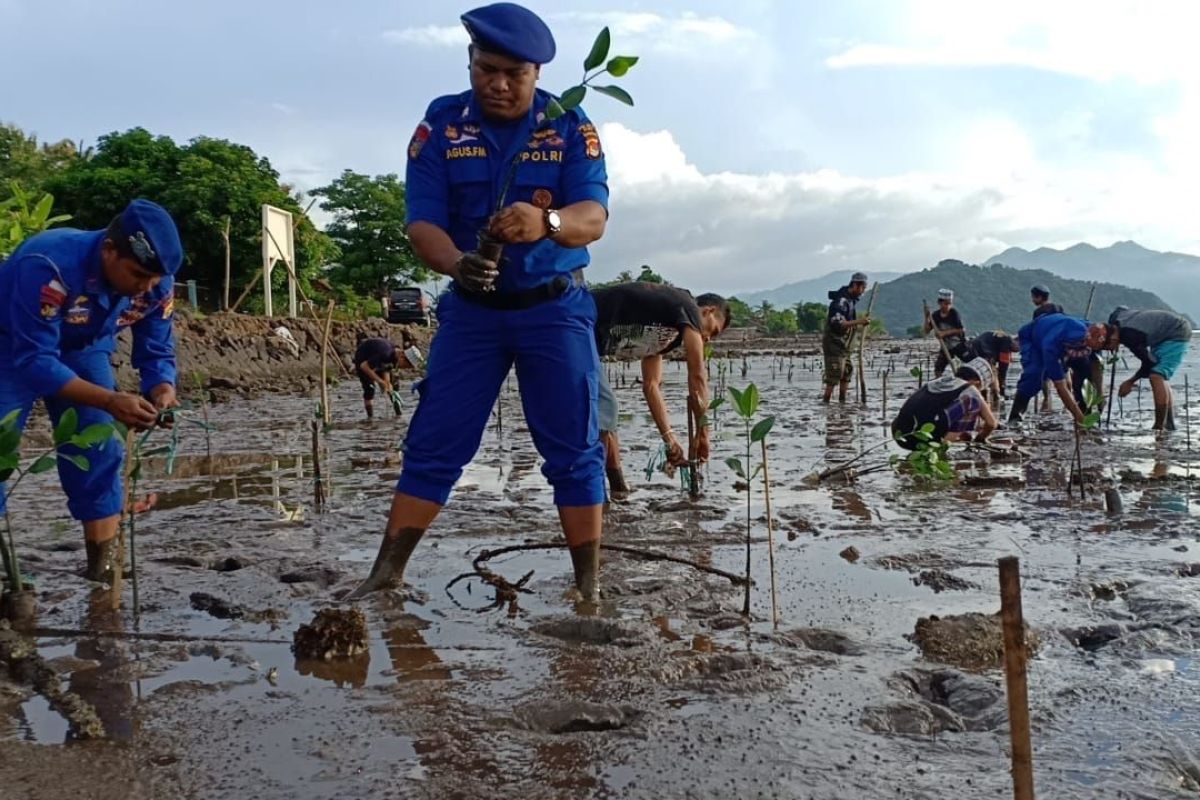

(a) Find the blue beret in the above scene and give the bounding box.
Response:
[119,199,183,276]
[461,3,555,65]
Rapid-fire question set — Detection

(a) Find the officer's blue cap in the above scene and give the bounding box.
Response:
[461,3,556,65]
[118,199,183,276]
[1031,284,1050,297]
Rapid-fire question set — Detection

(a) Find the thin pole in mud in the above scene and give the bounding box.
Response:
[320,300,335,426]
[686,405,701,499]
[1186,374,1192,452]
[857,282,879,404]
[760,437,779,628]
[1106,356,1117,428]
[112,428,136,612]
[311,420,325,513]
[998,556,1036,800]
[881,371,888,421]
[1083,283,1097,320]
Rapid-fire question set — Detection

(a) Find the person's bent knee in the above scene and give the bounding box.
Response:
[395,471,454,506]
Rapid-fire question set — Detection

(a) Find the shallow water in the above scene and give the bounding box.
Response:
[2,341,1200,799]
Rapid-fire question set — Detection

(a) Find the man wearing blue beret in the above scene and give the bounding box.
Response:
[351,3,610,601]
[0,199,182,583]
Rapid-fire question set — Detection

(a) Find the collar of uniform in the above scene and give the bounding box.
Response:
[83,230,112,310]
[462,89,554,131]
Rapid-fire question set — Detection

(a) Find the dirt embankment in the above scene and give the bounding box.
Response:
[110,311,434,400]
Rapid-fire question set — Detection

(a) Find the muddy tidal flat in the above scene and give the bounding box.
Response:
[2,342,1199,800]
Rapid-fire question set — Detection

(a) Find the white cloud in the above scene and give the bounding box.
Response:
[270,102,297,116]
[382,25,468,47]
[589,122,1199,293]
[551,10,754,53]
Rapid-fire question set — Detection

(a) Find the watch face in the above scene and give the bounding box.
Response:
[547,210,562,231]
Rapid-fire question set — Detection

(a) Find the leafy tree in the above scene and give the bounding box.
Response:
[310,170,428,300]
[616,269,633,282]
[726,296,754,327]
[795,301,827,333]
[0,183,72,260]
[636,264,666,284]
[0,124,81,200]
[44,128,336,311]
[761,308,797,335]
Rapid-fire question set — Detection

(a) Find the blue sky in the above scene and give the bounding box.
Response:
[3,0,1198,292]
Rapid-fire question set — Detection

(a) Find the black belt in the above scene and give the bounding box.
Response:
[457,270,583,311]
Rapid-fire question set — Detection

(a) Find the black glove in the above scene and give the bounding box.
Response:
[453,251,499,293]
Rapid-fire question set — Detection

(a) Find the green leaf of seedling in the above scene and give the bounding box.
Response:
[592,85,634,106]
[58,453,89,471]
[29,454,56,474]
[32,192,53,224]
[0,468,13,483]
[750,416,775,443]
[744,384,760,416]
[130,463,142,482]
[558,85,587,112]
[52,407,79,446]
[112,421,128,440]
[584,27,611,71]
[544,99,566,120]
[750,465,763,479]
[724,457,745,478]
[910,366,923,380]
[606,55,639,77]
[728,386,746,416]
[0,453,18,473]
[70,422,118,448]
[0,427,20,458]
[708,397,725,411]
[0,409,20,429]
[140,445,172,457]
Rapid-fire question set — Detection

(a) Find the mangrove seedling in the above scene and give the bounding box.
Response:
[481,27,637,262]
[891,423,954,482]
[724,384,776,619]
[0,408,117,604]
[1068,383,1103,498]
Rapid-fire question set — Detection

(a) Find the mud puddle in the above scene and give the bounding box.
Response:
[2,345,1200,798]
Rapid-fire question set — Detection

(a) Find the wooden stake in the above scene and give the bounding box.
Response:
[111,429,136,611]
[686,405,701,499]
[222,216,232,311]
[1186,374,1192,452]
[320,300,335,425]
[998,556,1035,800]
[857,282,880,403]
[760,439,779,628]
[881,371,889,420]
[311,420,325,513]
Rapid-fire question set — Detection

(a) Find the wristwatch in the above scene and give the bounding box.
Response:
[544,208,562,239]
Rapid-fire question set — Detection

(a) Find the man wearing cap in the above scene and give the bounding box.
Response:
[821,272,871,403]
[1095,307,1192,431]
[1008,312,1106,426]
[924,288,968,377]
[965,330,1018,396]
[0,199,182,582]
[351,3,610,601]
[892,357,999,449]
[1030,285,1064,319]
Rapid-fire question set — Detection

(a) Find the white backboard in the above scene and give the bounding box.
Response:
[262,204,297,317]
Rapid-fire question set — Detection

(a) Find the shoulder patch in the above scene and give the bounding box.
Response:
[408,121,432,160]
[578,122,602,160]
[39,278,67,319]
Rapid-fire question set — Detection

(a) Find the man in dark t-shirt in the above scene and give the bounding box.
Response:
[354,337,402,419]
[923,288,968,376]
[592,282,730,497]
[965,330,1018,396]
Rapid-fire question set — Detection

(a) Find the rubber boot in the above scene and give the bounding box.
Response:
[346,528,424,599]
[569,539,600,602]
[83,538,118,584]
[1008,392,1031,424]
[606,467,630,500]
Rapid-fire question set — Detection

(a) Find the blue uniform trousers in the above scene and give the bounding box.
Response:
[0,349,125,521]
[397,284,605,507]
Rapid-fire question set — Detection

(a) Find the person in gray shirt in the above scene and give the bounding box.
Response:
[1097,307,1193,431]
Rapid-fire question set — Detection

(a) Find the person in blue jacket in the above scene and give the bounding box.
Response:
[1007,312,1106,426]
[350,3,610,601]
[0,199,182,583]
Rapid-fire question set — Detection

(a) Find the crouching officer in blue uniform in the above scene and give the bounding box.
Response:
[350,3,610,601]
[1007,312,1106,427]
[0,199,182,583]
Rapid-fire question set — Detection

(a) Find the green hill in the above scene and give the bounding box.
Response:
[869,260,1178,338]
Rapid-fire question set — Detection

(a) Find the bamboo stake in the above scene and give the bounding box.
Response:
[857,282,880,403]
[221,216,232,310]
[760,439,779,628]
[686,405,701,499]
[320,300,335,425]
[998,557,1036,800]
[1083,283,1097,319]
[311,420,325,513]
[111,429,136,611]
[881,371,889,420]
[1106,356,1117,428]
[923,298,956,373]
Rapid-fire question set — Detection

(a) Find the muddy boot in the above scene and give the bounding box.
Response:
[606,467,630,500]
[1008,392,1031,424]
[568,539,600,602]
[346,528,424,599]
[83,538,118,584]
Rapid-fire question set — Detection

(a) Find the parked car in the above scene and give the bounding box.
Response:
[386,287,433,326]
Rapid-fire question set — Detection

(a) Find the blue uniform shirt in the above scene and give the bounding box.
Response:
[1020,313,1089,382]
[0,228,177,397]
[405,89,609,292]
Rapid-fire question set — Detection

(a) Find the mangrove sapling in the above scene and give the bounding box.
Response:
[0,408,118,619]
[1068,384,1104,499]
[480,28,637,263]
[724,384,776,618]
[891,423,955,483]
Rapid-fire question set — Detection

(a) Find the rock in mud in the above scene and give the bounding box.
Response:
[530,616,654,648]
[912,569,978,593]
[1060,623,1127,651]
[515,700,641,734]
[189,592,246,620]
[686,651,790,693]
[292,608,369,660]
[910,612,1039,672]
[1177,563,1200,578]
[279,565,343,587]
[839,546,861,563]
[865,668,1005,735]
[861,699,965,736]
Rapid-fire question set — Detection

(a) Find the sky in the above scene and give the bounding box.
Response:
[4,0,1200,293]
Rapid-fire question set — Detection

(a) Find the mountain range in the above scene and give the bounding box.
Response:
[984,241,1200,321]
[738,269,904,307]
